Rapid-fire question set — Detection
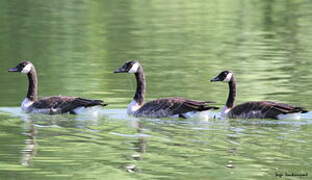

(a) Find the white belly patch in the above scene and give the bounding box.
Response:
[21,98,34,112]
[127,100,142,115]
[221,106,231,118]
[277,113,301,120]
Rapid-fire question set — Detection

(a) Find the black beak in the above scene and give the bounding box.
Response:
[8,67,19,72]
[210,76,221,82]
[113,67,126,73]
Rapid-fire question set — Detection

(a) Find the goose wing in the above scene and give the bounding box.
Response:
[32,96,107,114]
[230,101,307,119]
[136,97,218,117]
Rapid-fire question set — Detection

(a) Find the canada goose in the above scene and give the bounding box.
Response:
[114,61,218,118]
[210,70,307,119]
[8,61,107,114]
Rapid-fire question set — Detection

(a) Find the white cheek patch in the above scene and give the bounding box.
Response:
[224,73,233,82]
[128,62,140,73]
[21,64,32,74]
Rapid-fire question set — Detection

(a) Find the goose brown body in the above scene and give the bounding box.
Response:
[30,96,106,114]
[134,97,217,118]
[9,61,107,114]
[227,101,307,119]
[211,71,307,119]
[114,61,218,118]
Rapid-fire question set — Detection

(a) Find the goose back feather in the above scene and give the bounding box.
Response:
[30,96,106,114]
[134,97,218,118]
[228,101,307,119]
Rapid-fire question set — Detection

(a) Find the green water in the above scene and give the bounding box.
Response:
[1,0,312,179]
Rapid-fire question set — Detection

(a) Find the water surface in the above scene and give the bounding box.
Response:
[0,0,312,179]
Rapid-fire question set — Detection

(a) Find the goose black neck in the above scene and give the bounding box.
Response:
[226,77,236,108]
[134,66,145,105]
[26,68,38,101]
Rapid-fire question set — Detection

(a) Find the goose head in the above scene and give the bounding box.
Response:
[211,70,233,82]
[8,61,34,74]
[114,61,141,73]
